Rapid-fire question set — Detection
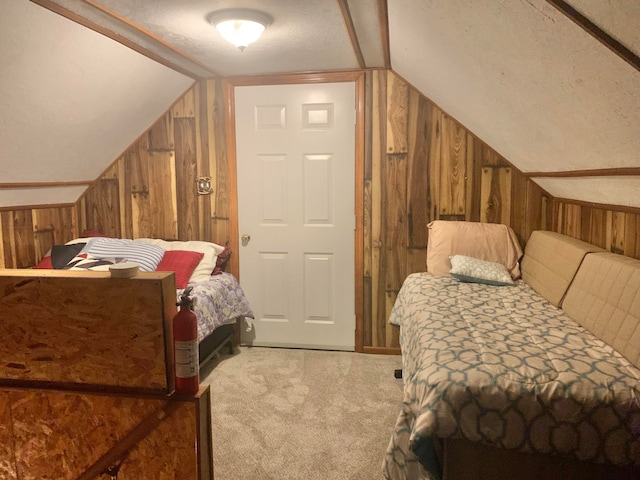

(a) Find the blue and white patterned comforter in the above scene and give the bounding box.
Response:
[178,273,254,342]
[383,273,640,480]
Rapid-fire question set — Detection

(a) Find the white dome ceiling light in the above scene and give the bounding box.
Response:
[208,9,273,51]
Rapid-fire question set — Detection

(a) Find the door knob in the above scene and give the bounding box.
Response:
[241,234,251,246]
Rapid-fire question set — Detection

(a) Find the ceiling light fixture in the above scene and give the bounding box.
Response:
[208,9,272,52]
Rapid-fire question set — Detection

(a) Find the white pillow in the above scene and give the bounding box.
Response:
[449,255,514,286]
[137,238,225,283]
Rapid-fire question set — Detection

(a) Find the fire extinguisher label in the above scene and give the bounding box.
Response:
[175,340,198,378]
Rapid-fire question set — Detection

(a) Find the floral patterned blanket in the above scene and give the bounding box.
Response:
[178,272,254,342]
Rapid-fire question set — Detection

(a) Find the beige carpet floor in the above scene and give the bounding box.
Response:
[200,347,403,480]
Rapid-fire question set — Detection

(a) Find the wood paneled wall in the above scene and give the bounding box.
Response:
[553,201,640,258]
[0,206,77,269]
[77,80,232,248]
[361,71,553,351]
[1,71,639,352]
[0,80,233,269]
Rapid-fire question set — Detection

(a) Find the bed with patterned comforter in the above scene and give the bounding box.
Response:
[179,272,253,342]
[383,272,640,480]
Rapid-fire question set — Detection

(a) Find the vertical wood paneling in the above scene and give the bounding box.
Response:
[427,108,442,222]
[439,117,468,217]
[540,195,554,232]
[1,213,14,268]
[406,92,430,273]
[509,169,527,245]
[609,211,626,254]
[115,156,131,239]
[383,154,408,292]
[551,202,640,260]
[363,71,374,279]
[386,73,408,154]
[32,207,75,260]
[147,111,173,152]
[0,220,5,268]
[371,70,387,347]
[174,118,199,240]
[362,71,374,347]
[524,180,546,240]
[1,213,16,268]
[84,178,121,238]
[624,214,640,258]
[148,151,178,239]
[480,167,511,224]
[210,80,231,243]
[172,87,196,119]
[195,81,211,242]
[128,141,151,238]
[559,203,582,239]
[582,207,607,248]
[383,153,406,348]
[2,211,36,268]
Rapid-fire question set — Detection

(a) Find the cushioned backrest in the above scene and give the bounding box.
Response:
[426,221,523,279]
[563,252,640,369]
[521,231,603,307]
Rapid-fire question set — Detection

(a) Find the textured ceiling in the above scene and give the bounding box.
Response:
[1,0,638,209]
[48,0,386,76]
[0,0,193,206]
[389,0,640,207]
[569,0,640,53]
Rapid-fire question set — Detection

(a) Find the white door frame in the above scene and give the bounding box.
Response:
[226,72,365,352]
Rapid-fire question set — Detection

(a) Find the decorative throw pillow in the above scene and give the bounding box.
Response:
[64,254,128,271]
[449,255,514,286]
[86,238,165,272]
[33,256,53,269]
[50,243,86,269]
[427,220,523,279]
[213,245,232,275]
[155,250,204,289]
[137,238,225,282]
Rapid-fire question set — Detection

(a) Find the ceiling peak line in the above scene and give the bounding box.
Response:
[545,0,640,73]
[527,167,640,178]
[337,0,366,69]
[82,0,219,77]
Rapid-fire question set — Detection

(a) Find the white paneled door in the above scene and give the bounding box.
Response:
[235,82,356,350]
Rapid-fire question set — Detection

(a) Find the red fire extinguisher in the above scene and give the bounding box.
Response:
[173,286,199,394]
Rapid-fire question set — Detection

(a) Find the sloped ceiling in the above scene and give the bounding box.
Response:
[389,0,640,208]
[0,0,194,207]
[1,0,639,209]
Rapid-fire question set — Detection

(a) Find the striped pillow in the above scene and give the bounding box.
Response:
[87,238,165,272]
